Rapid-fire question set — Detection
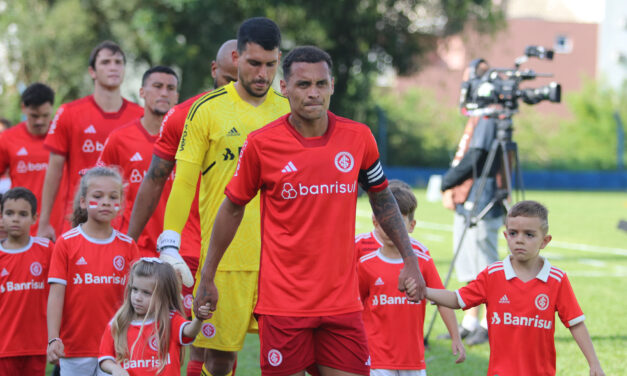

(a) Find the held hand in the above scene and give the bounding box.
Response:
[193,278,218,319]
[157,230,194,287]
[37,223,57,242]
[403,278,418,297]
[398,258,426,301]
[451,338,466,364]
[47,339,64,364]
[196,303,212,320]
[442,189,455,211]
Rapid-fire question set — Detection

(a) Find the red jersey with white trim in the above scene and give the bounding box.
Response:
[99,119,174,257]
[48,226,140,357]
[355,231,431,259]
[0,237,52,357]
[99,311,194,376]
[0,122,67,235]
[358,248,443,370]
[456,256,585,376]
[44,95,143,230]
[152,93,205,258]
[226,112,388,316]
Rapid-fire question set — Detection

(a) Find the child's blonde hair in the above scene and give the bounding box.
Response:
[110,258,184,374]
[71,166,123,227]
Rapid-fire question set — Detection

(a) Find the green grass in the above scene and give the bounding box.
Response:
[48,190,627,375]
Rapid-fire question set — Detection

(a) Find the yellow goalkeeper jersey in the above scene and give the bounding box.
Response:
[175,82,289,271]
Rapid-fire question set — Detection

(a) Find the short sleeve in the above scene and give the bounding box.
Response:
[44,104,71,156]
[98,323,116,365]
[175,104,209,166]
[357,128,387,192]
[171,312,195,345]
[357,261,371,302]
[422,257,445,290]
[456,268,488,309]
[154,107,185,161]
[48,238,69,285]
[98,136,119,167]
[224,138,262,205]
[555,273,585,328]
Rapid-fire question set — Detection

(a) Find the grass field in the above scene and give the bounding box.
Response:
[48,189,627,375]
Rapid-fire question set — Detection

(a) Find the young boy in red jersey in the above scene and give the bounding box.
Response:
[358,180,465,375]
[419,200,605,376]
[0,187,53,375]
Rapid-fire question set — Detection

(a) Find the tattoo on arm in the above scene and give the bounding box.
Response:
[148,155,175,181]
[368,188,413,258]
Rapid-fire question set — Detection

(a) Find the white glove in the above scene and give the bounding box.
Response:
[157,230,194,287]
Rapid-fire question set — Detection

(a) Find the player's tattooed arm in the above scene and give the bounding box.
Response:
[127,155,175,240]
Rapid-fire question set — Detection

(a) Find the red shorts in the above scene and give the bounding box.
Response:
[258,311,370,376]
[182,255,199,318]
[0,355,46,375]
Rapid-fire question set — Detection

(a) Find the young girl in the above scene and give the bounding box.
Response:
[47,166,140,376]
[98,258,210,375]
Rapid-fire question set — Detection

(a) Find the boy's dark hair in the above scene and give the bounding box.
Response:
[507,200,549,234]
[1,187,38,216]
[237,17,281,53]
[388,179,417,221]
[0,118,11,129]
[89,40,126,70]
[21,83,55,107]
[141,65,179,87]
[282,46,333,81]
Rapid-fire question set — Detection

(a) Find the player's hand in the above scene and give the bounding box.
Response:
[47,339,64,364]
[442,189,455,211]
[589,365,605,376]
[451,337,466,364]
[398,257,426,301]
[157,230,194,287]
[37,223,57,242]
[193,278,218,319]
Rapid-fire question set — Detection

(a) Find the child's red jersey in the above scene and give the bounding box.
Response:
[0,237,52,357]
[358,248,444,370]
[44,96,143,229]
[355,231,430,259]
[48,226,140,357]
[99,311,194,376]
[226,112,387,316]
[456,256,585,376]
[0,122,67,234]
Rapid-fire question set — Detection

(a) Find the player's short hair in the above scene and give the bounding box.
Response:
[237,17,281,53]
[89,40,126,70]
[388,179,417,221]
[282,46,333,81]
[21,83,55,107]
[1,187,38,216]
[141,65,179,87]
[506,200,549,234]
[0,118,11,129]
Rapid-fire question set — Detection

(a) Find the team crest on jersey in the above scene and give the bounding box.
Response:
[112,256,125,271]
[30,262,43,277]
[201,323,216,338]
[148,335,159,351]
[334,152,354,173]
[268,349,283,366]
[535,293,549,311]
[183,294,193,309]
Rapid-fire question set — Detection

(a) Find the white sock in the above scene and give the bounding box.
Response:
[461,315,479,331]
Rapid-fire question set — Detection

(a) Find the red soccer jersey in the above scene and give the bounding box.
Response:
[456,256,585,376]
[48,226,140,357]
[355,231,431,259]
[44,95,143,230]
[358,248,444,370]
[226,112,388,316]
[99,311,194,376]
[0,122,67,235]
[152,93,205,258]
[99,120,174,257]
[0,237,52,357]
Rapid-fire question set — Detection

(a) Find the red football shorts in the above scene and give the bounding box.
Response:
[0,355,46,375]
[257,311,370,376]
[182,255,199,318]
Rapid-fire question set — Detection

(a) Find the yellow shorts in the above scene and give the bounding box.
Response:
[192,270,259,351]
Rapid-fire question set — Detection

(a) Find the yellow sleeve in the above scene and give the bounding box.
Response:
[163,159,199,233]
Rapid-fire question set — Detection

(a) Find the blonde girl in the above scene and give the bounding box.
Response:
[47,166,140,376]
[99,258,210,375]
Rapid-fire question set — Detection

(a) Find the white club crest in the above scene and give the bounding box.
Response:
[334,152,354,173]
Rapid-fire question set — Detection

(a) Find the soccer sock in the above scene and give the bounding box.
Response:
[201,363,233,376]
[461,314,479,331]
[187,360,203,376]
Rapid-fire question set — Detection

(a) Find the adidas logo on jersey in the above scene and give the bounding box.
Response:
[16,147,28,156]
[1,268,9,276]
[226,127,240,136]
[76,257,88,265]
[281,161,298,174]
[130,152,143,162]
[84,125,97,134]
[499,294,510,304]
[374,277,384,286]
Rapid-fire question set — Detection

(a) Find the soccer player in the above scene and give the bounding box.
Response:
[0,187,52,375]
[98,66,179,257]
[0,83,67,235]
[422,200,605,376]
[358,180,465,375]
[126,40,237,376]
[157,19,289,376]
[38,41,143,241]
[194,46,426,376]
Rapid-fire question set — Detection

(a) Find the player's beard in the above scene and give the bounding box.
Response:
[242,77,271,98]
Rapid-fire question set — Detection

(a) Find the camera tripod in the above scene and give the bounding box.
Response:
[424,109,524,343]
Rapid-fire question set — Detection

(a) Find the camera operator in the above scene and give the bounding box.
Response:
[439,60,505,346]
